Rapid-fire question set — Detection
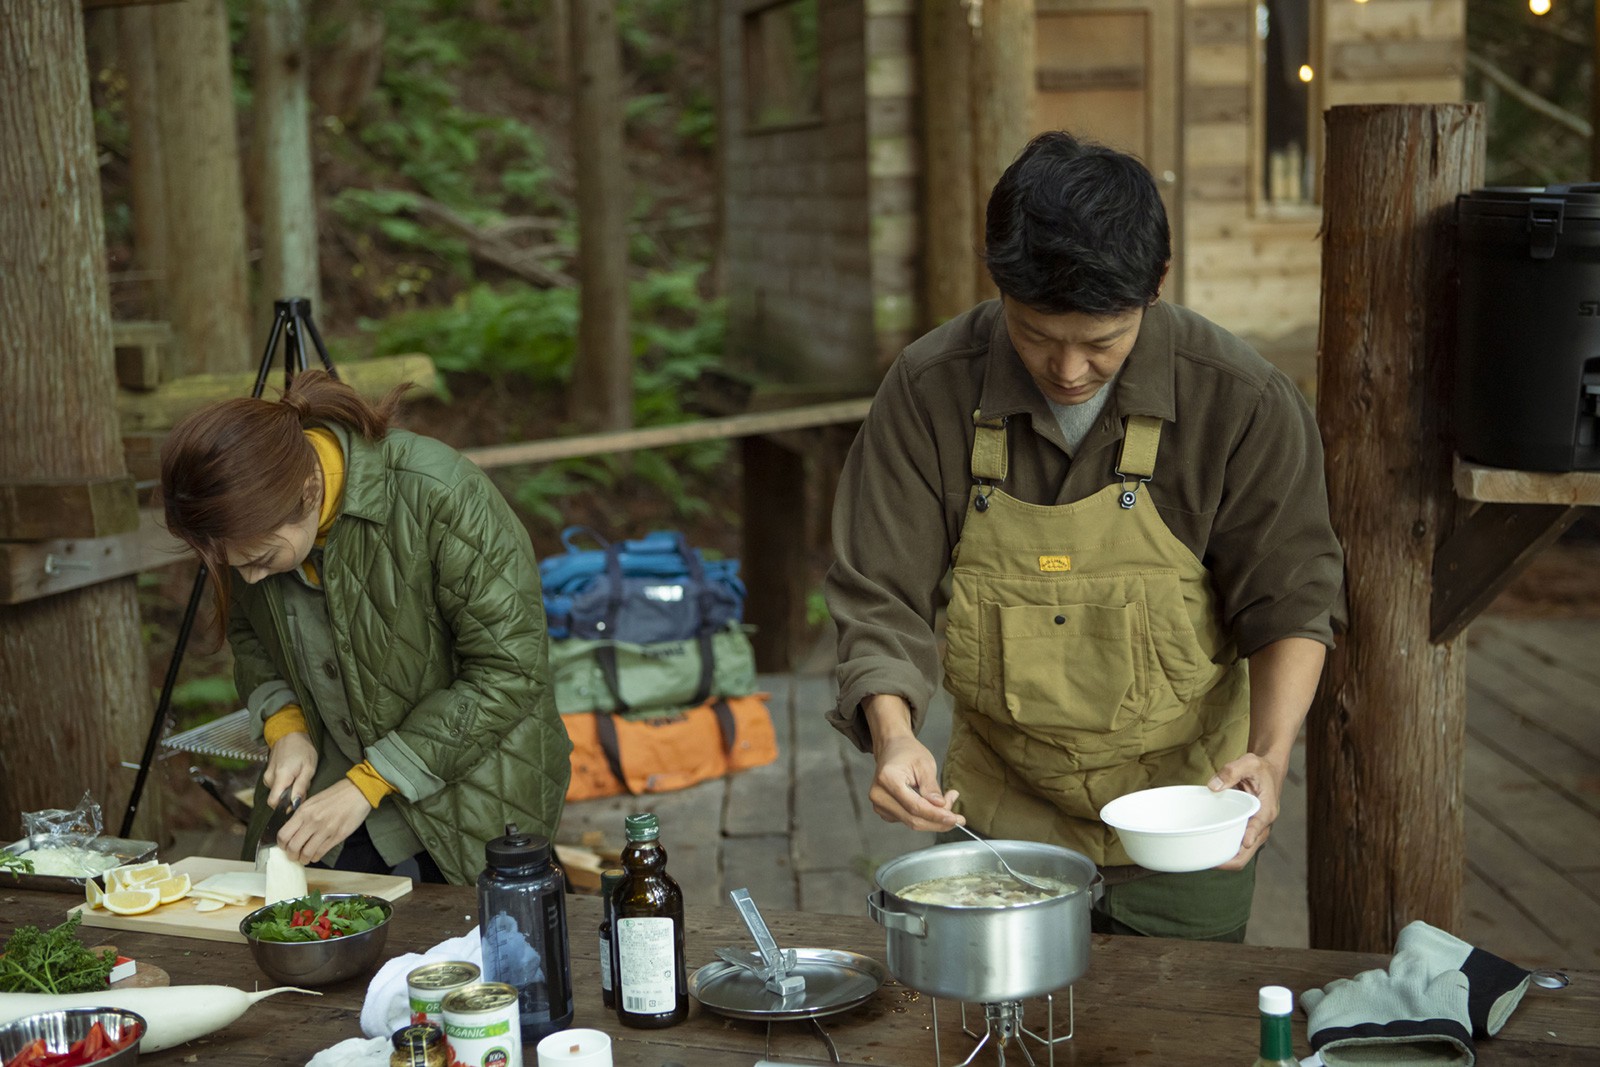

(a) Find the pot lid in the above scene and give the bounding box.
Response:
[689,948,886,1021]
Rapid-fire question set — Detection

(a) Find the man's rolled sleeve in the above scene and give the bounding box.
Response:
[825,357,953,751]
[1210,373,1345,656]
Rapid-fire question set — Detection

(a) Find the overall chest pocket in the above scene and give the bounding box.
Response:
[988,600,1144,739]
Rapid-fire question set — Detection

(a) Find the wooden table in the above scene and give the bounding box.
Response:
[3,884,1594,1065]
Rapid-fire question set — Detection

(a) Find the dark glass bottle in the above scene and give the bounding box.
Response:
[598,867,626,1008]
[476,823,574,1043]
[611,812,688,1028]
[1252,986,1297,1067]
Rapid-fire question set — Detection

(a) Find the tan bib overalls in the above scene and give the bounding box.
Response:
[940,412,1256,934]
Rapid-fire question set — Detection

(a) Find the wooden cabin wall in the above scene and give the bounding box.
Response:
[1179,0,1463,388]
[865,1,919,371]
[722,0,880,390]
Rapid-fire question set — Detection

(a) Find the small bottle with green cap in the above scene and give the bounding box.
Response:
[613,812,688,1028]
[598,866,626,1008]
[1252,985,1297,1066]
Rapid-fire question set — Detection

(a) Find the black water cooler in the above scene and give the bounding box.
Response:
[1456,185,1600,471]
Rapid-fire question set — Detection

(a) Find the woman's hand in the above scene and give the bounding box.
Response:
[277,780,370,865]
[1209,753,1287,870]
[263,732,318,809]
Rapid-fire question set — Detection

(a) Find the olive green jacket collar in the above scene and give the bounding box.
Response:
[975,300,1178,427]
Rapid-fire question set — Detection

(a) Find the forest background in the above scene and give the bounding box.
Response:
[72,0,1600,836]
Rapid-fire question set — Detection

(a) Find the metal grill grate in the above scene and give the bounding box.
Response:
[160,708,268,763]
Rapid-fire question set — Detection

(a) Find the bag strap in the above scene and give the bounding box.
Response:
[594,630,718,713]
[710,698,738,753]
[561,525,610,554]
[591,713,635,794]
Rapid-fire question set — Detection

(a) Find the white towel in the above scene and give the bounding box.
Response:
[304,1036,389,1067]
[359,926,483,1038]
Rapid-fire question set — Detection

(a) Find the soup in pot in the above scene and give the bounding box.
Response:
[896,869,1075,907]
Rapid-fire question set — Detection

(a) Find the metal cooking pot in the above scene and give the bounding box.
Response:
[868,840,1101,1002]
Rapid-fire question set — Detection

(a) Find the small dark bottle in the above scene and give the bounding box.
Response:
[612,812,688,1028]
[477,823,574,1044]
[598,867,626,1008]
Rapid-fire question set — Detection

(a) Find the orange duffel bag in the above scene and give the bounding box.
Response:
[563,693,778,801]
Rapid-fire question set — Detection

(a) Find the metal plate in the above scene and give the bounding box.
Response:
[690,948,887,1022]
[1,837,158,894]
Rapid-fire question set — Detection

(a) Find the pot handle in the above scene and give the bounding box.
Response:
[1090,870,1105,904]
[866,891,927,937]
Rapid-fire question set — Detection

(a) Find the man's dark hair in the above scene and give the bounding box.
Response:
[984,130,1171,315]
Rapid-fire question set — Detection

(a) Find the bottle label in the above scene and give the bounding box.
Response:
[616,916,677,1014]
[599,934,612,992]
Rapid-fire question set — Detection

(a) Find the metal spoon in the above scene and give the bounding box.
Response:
[950,823,1058,894]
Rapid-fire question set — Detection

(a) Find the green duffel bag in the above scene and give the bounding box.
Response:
[549,621,759,716]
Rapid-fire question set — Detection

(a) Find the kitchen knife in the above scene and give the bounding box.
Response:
[252,794,300,873]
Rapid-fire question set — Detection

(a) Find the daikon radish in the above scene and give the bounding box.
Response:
[263,847,308,906]
[0,984,318,1051]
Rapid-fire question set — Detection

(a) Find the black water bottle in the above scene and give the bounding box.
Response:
[477,823,574,1043]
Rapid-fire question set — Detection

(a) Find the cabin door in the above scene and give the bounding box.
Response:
[1033,0,1183,300]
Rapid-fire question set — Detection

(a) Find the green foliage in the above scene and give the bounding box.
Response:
[365,283,578,381]
[807,589,832,628]
[170,676,240,712]
[1466,0,1593,183]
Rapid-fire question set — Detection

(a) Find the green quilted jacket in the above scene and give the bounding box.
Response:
[230,424,571,884]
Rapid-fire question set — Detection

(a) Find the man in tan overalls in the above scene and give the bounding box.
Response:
[826,131,1343,940]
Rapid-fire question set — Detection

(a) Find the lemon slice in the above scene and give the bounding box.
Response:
[151,873,190,903]
[105,861,160,890]
[121,863,172,887]
[85,879,104,911]
[102,887,162,916]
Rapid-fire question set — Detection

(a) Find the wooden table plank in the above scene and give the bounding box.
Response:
[4,886,1594,1066]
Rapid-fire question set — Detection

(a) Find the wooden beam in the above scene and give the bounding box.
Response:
[460,398,872,470]
[0,510,188,605]
[82,0,182,7]
[117,352,439,433]
[1454,457,1600,505]
[1431,503,1582,642]
[0,475,138,540]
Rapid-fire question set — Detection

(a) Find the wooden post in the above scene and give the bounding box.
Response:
[1309,104,1485,952]
[568,0,633,432]
[742,437,808,672]
[250,0,321,332]
[152,0,252,373]
[968,0,1035,301]
[920,0,976,326]
[0,3,157,840]
[116,5,168,324]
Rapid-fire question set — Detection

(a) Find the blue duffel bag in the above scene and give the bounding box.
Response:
[540,526,746,644]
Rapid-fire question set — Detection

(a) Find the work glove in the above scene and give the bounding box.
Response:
[1301,951,1475,1066]
[1393,920,1532,1038]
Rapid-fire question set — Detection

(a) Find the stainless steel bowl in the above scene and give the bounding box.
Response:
[239,893,393,987]
[0,1007,145,1066]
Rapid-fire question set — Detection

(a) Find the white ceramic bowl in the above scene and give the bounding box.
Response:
[1099,785,1261,872]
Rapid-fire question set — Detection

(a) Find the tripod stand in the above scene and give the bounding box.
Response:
[119,298,339,837]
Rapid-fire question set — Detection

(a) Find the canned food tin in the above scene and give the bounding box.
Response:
[408,960,481,1027]
[442,982,522,1067]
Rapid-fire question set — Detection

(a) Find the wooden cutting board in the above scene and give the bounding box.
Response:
[72,856,412,944]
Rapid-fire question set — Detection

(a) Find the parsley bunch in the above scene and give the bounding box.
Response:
[0,914,115,994]
[0,852,33,878]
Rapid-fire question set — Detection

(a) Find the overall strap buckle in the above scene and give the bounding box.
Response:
[970,410,1008,511]
[1114,415,1163,509]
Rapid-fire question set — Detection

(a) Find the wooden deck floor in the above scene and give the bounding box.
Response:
[559,614,1600,972]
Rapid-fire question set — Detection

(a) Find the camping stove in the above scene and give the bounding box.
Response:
[930,989,1074,1067]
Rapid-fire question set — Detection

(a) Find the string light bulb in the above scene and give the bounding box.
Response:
[1298,64,1315,82]
[1529,0,1551,13]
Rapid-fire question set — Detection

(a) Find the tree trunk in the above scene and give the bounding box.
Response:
[152,0,253,374]
[968,0,1035,301]
[117,5,169,328]
[1309,104,1485,952]
[920,0,976,326]
[308,0,385,123]
[569,0,632,432]
[0,4,156,841]
[250,0,321,337]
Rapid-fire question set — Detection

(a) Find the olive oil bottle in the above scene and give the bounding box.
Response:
[612,812,689,1028]
[1252,986,1297,1066]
